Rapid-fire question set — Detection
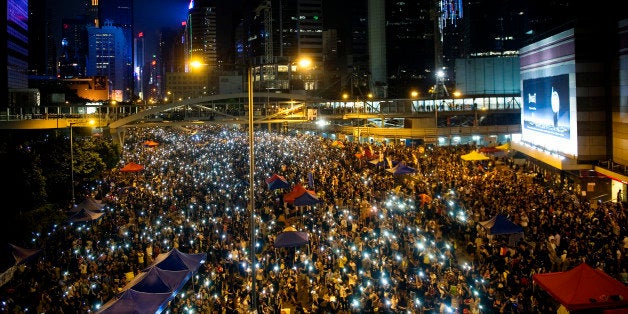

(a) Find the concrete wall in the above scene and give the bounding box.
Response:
[613,18,628,165]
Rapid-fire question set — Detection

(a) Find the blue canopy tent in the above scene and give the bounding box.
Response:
[68,208,105,223]
[386,162,417,175]
[97,289,173,314]
[479,214,524,245]
[121,267,189,294]
[145,249,206,274]
[265,174,290,190]
[99,249,207,313]
[69,197,105,213]
[9,244,42,265]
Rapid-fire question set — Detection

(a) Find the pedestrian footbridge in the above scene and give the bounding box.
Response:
[0,92,522,147]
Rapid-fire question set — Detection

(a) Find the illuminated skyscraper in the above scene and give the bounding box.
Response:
[7,0,29,89]
[99,0,133,100]
[134,32,145,99]
[186,0,217,68]
[59,17,89,79]
[87,20,126,101]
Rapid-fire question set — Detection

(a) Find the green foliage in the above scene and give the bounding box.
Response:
[18,204,66,236]
[0,129,120,243]
[73,138,108,182]
[91,136,122,169]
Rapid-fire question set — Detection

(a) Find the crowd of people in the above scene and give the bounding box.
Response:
[1,125,627,313]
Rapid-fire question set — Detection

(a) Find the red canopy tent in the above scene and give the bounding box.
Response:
[533,263,628,311]
[120,162,144,172]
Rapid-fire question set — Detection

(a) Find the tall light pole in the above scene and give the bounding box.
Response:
[248,66,257,312]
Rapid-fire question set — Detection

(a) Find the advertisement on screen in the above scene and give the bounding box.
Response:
[522,74,570,139]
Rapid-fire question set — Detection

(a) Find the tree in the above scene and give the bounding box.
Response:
[0,129,121,245]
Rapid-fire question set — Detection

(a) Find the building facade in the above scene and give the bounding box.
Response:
[59,17,89,79]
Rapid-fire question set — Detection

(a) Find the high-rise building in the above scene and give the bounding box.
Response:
[236,0,323,93]
[134,32,145,100]
[59,17,89,79]
[368,0,386,98]
[7,0,29,89]
[86,20,126,101]
[99,0,133,100]
[28,0,56,78]
[186,0,218,68]
[321,0,368,99]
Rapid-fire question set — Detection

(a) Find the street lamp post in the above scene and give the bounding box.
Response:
[69,122,76,206]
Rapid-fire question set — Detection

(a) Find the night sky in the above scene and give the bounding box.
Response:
[134,0,190,57]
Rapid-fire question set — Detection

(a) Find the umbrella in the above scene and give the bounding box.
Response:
[143,140,159,147]
[331,140,345,148]
[418,193,433,207]
[274,227,309,248]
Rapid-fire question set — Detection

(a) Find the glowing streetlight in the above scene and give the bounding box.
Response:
[410,90,419,98]
[190,59,205,70]
[296,57,312,70]
[436,69,445,80]
[342,93,349,113]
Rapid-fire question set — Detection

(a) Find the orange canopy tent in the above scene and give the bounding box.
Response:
[120,162,144,172]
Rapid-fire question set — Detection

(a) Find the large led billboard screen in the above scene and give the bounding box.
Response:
[520,73,576,156]
[522,74,570,139]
